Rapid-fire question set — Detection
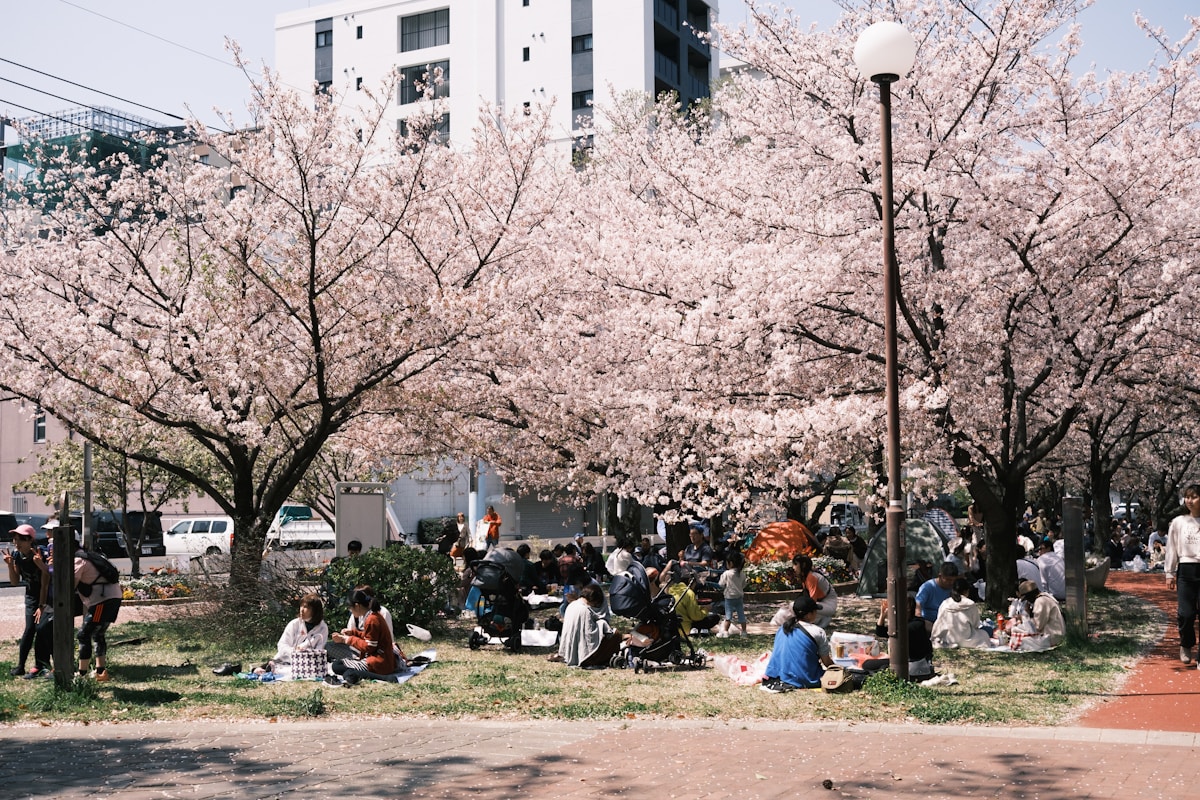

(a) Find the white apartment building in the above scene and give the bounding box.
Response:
[275,0,719,148]
[273,1,717,542]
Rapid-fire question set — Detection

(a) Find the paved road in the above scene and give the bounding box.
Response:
[0,717,1194,799]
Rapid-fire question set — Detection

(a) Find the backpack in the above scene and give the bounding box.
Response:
[77,549,120,596]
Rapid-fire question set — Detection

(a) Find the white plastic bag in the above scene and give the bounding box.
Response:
[406,624,432,642]
[1130,555,1147,573]
[713,652,771,686]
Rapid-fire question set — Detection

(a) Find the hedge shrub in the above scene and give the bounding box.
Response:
[324,545,458,628]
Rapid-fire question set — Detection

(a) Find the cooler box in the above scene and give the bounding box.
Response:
[830,632,879,668]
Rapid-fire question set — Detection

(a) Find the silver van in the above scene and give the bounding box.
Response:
[163,516,234,556]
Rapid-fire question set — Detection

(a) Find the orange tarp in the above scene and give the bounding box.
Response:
[745,520,820,563]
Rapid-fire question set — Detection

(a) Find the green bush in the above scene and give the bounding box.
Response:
[325,544,458,627]
[417,517,452,545]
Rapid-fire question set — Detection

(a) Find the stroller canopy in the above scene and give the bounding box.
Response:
[480,546,527,583]
[609,560,651,618]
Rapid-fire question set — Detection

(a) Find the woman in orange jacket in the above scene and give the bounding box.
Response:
[330,589,400,684]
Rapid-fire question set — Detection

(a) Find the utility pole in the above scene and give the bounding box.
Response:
[52,493,75,688]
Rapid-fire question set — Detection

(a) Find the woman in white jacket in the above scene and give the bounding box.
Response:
[930,578,991,649]
[261,594,328,672]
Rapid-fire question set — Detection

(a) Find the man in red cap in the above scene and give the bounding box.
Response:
[3,524,48,677]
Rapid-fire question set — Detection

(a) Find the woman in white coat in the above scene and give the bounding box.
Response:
[930,578,991,649]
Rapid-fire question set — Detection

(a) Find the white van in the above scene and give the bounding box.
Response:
[164,516,234,556]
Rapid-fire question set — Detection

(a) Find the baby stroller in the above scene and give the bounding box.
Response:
[608,561,706,672]
[467,547,530,653]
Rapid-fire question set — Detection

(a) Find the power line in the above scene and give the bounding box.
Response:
[0,57,184,122]
[56,0,250,73]
[0,76,180,132]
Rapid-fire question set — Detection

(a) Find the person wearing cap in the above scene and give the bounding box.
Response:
[761,596,834,691]
[1014,580,1065,651]
[4,524,48,677]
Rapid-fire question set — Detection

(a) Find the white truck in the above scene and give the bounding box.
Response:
[264,505,335,551]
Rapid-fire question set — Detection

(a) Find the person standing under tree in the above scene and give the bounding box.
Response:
[74,540,122,681]
[1166,484,1200,665]
[4,524,47,677]
[483,506,502,551]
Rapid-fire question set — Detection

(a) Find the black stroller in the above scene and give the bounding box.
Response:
[608,561,706,672]
[467,547,530,653]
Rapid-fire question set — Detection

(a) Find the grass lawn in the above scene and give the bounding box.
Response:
[0,587,1158,726]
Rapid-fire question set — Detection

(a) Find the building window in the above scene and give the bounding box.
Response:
[356,77,363,90]
[523,0,530,6]
[571,89,593,110]
[316,30,332,48]
[33,409,46,443]
[356,25,363,39]
[523,101,531,115]
[318,80,332,95]
[522,46,530,62]
[398,60,450,104]
[400,8,450,52]
[571,34,592,53]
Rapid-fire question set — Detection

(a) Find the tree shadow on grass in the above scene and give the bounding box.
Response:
[110,686,184,706]
[116,662,200,681]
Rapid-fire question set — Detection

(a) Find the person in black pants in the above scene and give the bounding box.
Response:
[867,593,934,680]
[1166,484,1200,665]
[3,525,47,678]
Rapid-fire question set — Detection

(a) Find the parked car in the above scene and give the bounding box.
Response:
[77,510,165,558]
[163,516,234,556]
[0,511,20,542]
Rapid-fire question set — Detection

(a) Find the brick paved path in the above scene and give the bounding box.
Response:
[0,717,1195,799]
[1077,570,1200,732]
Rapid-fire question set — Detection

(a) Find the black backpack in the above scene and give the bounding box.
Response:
[78,550,120,596]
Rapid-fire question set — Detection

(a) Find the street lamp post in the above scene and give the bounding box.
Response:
[854,21,916,679]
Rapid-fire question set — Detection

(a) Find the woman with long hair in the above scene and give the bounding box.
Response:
[329,589,401,684]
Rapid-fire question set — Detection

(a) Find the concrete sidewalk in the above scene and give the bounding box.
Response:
[0,717,1194,799]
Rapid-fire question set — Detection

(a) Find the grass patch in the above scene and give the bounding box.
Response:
[0,586,1160,725]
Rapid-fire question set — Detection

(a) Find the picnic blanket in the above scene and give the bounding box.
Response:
[474,629,558,647]
[240,649,439,683]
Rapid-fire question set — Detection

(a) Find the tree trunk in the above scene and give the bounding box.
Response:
[967,474,1022,611]
[1090,468,1113,556]
[228,516,269,602]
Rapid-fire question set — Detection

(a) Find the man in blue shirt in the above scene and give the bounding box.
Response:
[915,562,959,630]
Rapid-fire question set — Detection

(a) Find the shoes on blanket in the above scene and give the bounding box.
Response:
[759,677,796,694]
[212,662,241,676]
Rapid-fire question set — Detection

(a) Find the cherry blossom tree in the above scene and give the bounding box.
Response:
[453,0,1200,607]
[0,74,565,598]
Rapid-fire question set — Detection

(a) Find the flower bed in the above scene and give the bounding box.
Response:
[743,556,857,593]
[122,572,196,602]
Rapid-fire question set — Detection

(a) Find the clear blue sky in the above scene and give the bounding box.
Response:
[0,0,1193,137]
